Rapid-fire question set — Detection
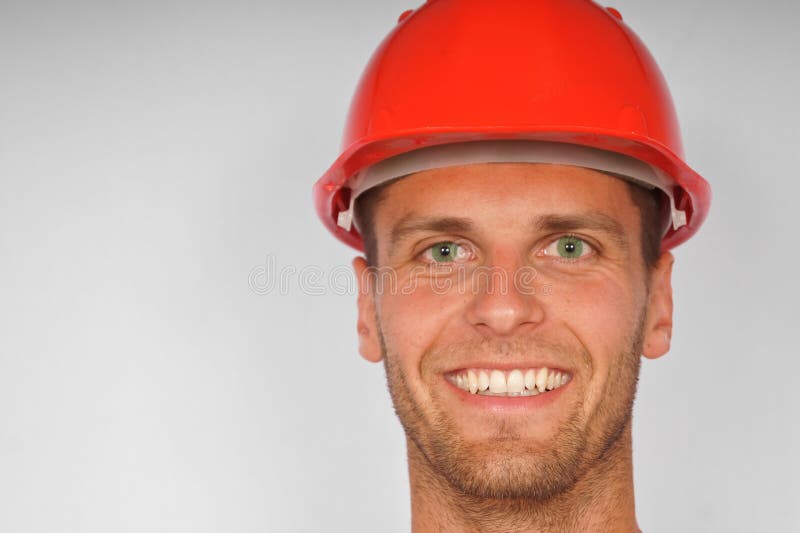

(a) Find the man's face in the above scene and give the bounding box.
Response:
[353,163,673,500]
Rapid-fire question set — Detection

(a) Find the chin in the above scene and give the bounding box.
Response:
[428,438,584,501]
[411,416,589,501]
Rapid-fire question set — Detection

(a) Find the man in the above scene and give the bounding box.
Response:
[312,1,711,531]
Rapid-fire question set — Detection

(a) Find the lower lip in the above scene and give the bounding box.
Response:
[443,378,570,413]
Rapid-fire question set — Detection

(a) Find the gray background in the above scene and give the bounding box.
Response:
[1,0,798,531]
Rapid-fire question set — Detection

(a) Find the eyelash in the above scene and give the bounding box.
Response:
[418,239,475,264]
[537,234,597,263]
[415,234,599,264]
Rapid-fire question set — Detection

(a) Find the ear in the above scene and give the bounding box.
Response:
[352,256,383,363]
[641,251,674,360]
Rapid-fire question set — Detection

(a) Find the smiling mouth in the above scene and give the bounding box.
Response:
[446,368,571,397]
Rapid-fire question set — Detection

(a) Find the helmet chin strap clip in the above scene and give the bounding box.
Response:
[336,140,687,234]
[337,203,355,232]
[668,193,687,230]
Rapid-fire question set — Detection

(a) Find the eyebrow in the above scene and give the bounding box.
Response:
[532,213,629,250]
[389,214,475,249]
[387,211,630,251]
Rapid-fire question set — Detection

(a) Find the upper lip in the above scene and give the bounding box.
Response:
[442,360,573,375]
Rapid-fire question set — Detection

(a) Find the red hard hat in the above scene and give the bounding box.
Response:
[313,0,711,251]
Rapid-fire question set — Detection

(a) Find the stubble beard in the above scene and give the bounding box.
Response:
[378,314,646,503]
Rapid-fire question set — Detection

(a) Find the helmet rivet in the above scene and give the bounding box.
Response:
[397,9,414,23]
[606,7,623,20]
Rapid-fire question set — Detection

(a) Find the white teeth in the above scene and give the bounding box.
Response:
[507,369,524,394]
[450,367,569,396]
[524,369,536,390]
[478,371,490,391]
[489,370,507,394]
[467,370,478,394]
[535,367,549,392]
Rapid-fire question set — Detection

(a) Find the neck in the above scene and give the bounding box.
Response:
[407,423,640,533]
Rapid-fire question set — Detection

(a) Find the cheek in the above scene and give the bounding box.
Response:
[378,282,467,374]
[543,274,642,416]
[545,273,642,365]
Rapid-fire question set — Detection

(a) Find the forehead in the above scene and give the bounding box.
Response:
[372,162,640,230]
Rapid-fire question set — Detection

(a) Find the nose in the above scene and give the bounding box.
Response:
[464,248,545,337]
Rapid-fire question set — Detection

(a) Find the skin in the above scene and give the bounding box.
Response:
[352,163,674,532]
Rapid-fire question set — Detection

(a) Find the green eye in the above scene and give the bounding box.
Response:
[429,242,460,263]
[553,236,589,259]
